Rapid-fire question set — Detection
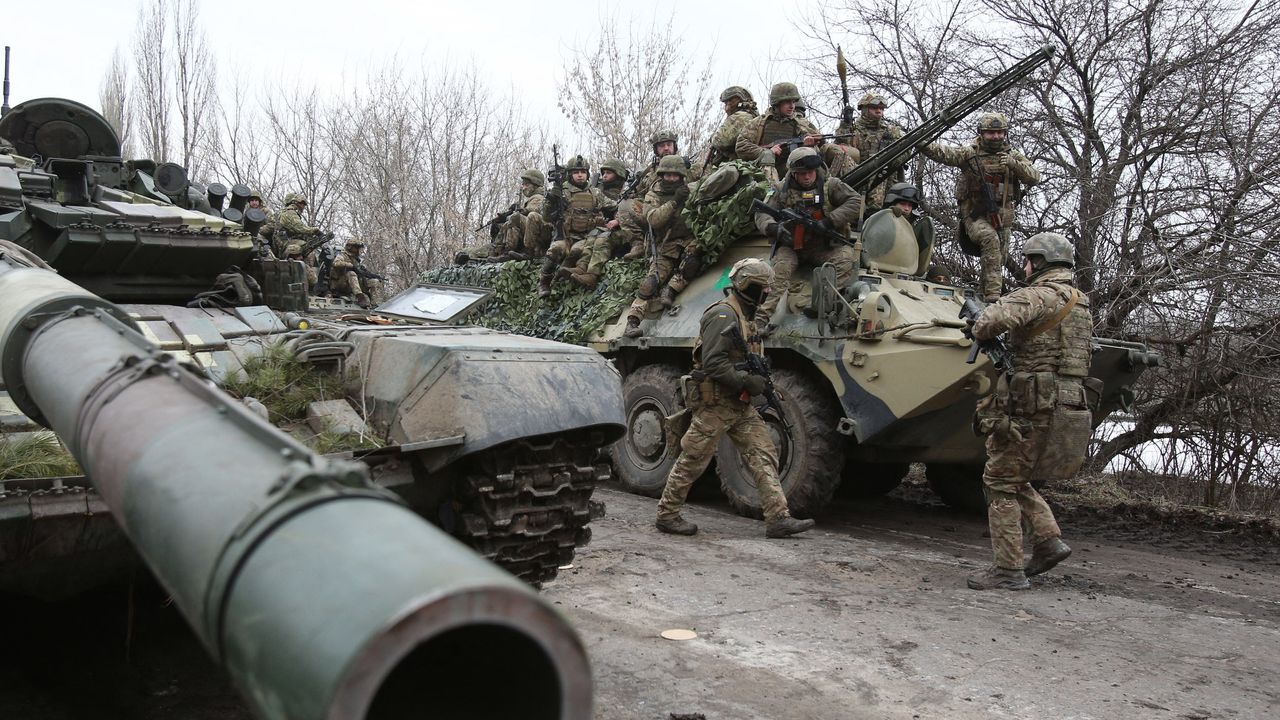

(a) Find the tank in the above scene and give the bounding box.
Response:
[0,96,625,601]
[426,45,1162,516]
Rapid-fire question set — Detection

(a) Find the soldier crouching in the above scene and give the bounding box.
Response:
[655,258,814,539]
[330,239,380,308]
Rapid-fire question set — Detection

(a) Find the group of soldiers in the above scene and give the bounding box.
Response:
[253,192,381,307]
[466,79,1084,589]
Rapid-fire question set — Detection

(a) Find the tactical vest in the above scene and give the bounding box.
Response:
[564,186,603,235]
[956,146,1024,214]
[691,295,758,404]
[522,193,544,212]
[1009,281,1092,377]
[779,175,850,241]
[852,120,894,156]
[651,187,693,242]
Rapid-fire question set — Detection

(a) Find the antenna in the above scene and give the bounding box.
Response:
[2,46,10,117]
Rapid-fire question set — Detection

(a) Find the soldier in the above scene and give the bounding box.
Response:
[883,181,922,217]
[655,258,815,539]
[598,158,629,201]
[614,131,693,258]
[919,112,1040,302]
[736,82,824,181]
[271,192,325,258]
[837,92,906,209]
[752,147,861,334]
[539,154,617,296]
[247,189,266,212]
[965,233,1084,590]
[498,169,549,258]
[621,154,695,338]
[705,86,759,169]
[329,239,379,308]
[564,159,639,291]
[283,239,320,288]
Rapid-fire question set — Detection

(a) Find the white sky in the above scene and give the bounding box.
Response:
[7,0,814,138]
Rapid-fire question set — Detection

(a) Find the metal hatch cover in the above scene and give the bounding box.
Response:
[375,283,493,324]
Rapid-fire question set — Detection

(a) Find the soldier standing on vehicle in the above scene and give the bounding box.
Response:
[965,233,1085,590]
[919,112,1040,302]
[751,147,861,334]
[736,82,853,182]
[836,92,906,209]
[706,86,759,169]
[539,155,617,296]
[655,258,815,539]
[330,239,379,308]
[621,155,696,337]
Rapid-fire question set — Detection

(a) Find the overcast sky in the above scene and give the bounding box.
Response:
[7,0,818,138]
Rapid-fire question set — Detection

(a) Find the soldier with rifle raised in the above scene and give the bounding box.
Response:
[736,81,854,182]
[654,258,814,539]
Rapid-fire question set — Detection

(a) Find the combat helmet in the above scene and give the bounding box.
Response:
[649,130,679,153]
[565,155,590,172]
[345,238,367,250]
[719,86,753,103]
[977,112,1009,133]
[729,257,774,291]
[858,92,888,109]
[786,146,824,171]
[769,82,802,107]
[600,158,629,180]
[656,154,689,179]
[520,169,546,187]
[1022,232,1074,268]
[283,192,307,207]
[883,182,921,207]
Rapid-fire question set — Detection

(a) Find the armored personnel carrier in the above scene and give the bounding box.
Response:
[0,97,625,600]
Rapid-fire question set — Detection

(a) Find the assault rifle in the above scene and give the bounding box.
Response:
[836,46,854,128]
[619,166,646,200]
[354,263,387,284]
[312,245,335,296]
[838,44,1057,196]
[751,199,848,258]
[721,324,790,428]
[765,133,854,157]
[959,298,1015,373]
[544,145,568,242]
[473,203,520,237]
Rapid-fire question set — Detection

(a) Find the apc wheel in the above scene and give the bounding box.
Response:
[839,461,909,498]
[926,463,987,513]
[610,364,684,497]
[716,367,844,519]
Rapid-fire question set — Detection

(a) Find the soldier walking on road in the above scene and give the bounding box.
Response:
[919,112,1040,301]
[655,258,815,539]
[965,233,1085,590]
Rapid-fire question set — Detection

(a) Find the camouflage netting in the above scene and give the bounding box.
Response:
[683,160,770,266]
[423,259,646,343]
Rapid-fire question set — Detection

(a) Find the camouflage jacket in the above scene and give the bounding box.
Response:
[276,206,321,239]
[754,171,863,239]
[643,183,692,243]
[692,294,758,396]
[836,116,904,162]
[735,111,822,174]
[708,109,758,167]
[920,139,1040,217]
[972,267,1092,377]
[599,181,626,202]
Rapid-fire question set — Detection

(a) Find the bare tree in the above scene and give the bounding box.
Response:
[131,0,170,161]
[169,0,216,177]
[99,47,132,157]
[557,13,718,169]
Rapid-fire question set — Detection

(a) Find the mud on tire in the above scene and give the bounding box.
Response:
[611,364,685,497]
[717,367,844,519]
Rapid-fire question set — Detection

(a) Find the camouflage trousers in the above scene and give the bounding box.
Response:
[626,239,685,320]
[757,243,856,326]
[982,406,1062,570]
[572,226,639,278]
[331,270,379,301]
[963,206,1014,301]
[658,399,791,523]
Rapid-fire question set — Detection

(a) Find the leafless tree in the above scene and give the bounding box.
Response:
[169,0,216,177]
[557,13,718,169]
[131,0,170,161]
[99,47,132,156]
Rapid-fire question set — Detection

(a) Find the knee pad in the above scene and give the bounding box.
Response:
[677,250,702,278]
[638,273,661,299]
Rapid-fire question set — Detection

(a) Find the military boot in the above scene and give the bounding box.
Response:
[655,515,698,536]
[765,516,815,538]
[623,315,643,338]
[537,274,553,298]
[659,286,678,308]
[1025,537,1072,577]
[966,566,1030,591]
[569,271,598,291]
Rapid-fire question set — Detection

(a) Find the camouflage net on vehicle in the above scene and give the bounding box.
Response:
[423,258,646,343]
[683,160,770,265]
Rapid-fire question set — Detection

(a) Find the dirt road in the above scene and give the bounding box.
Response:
[546,487,1280,720]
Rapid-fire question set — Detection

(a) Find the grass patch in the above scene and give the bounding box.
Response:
[222,343,347,423]
[0,433,82,479]
[308,430,382,454]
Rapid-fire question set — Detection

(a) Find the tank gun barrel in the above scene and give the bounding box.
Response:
[0,252,592,720]
[2,46,11,116]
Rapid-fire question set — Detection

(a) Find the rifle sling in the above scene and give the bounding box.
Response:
[1025,286,1080,339]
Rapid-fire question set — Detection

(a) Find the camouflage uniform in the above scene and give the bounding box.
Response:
[752,149,862,329]
[736,108,823,180]
[272,195,323,258]
[836,96,905,208]
[329,241,380,304]
[657,296,792,527]
[971,255,1090,581]
[568,160,636,290]
[622,169,692,330]
[920,120,1040,301]
[540,162,617,294]
[707,86,759,169]
[496,185,547,257]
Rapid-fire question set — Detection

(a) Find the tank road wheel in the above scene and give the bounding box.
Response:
[839,461,909,498]
[611,364,685,497]
[716,367,844,519]
[926,462,987,513]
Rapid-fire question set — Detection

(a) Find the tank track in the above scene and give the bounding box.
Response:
[455,432,611,586]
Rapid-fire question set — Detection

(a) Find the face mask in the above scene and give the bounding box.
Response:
[737,283,766,307]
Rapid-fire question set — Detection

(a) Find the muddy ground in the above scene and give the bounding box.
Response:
[2,480,1276,719]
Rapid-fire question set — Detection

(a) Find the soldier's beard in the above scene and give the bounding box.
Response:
[863,113,881,128]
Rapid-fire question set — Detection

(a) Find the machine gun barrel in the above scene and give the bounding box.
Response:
[839,44,1057,194]
[0,256,591,720]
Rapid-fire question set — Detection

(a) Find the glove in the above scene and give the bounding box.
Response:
[996,152,1010,167]
[817,218,835,232]
[775,223,791,246]
[742,375,768,396]
[674,184,691,204]
[765,222,779,238]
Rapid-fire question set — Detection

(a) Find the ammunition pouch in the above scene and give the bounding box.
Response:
[662,407,692,450]
[1031,377,1093,481]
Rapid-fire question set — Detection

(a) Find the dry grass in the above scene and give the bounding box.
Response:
[0,433,82,479]
[221,343,347,423]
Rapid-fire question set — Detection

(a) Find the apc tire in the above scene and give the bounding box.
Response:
[610,363,684,497]
[716,367,844,519]
[839,461,909,498]
[926,463,987,513]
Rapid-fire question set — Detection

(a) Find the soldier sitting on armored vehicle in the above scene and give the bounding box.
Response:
[539,154,617,296]
[459,169,549,264]
[736,82,855,183]
[751,146,861,335]
[561,159,639,291]
[269,192,326,258]
[621,155,697,338]
[705,86,759,170]
[329,239,382,308]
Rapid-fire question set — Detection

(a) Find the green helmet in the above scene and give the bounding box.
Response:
[565,155,590,172]
[977,112,1009,133]
[283,192,307,206]
[345,238,367,250]
[858,92,888,109]
[520,169,546,186]
[600,158,629,179]
[729,257,773,290]
[656,154,689,178]
[786,146,823,171]
[248,189,264,202]
[769,82,802,106]
[719,86,753,103]
[649,130,678,149]
[1022,232,1074,267]
[883,182,921,207]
